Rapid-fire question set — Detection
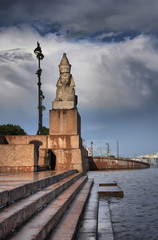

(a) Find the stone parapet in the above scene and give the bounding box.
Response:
[88,156,150,170]
[0,144,37,173]
[5,135,48,148]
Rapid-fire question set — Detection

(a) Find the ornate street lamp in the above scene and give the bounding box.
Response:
[34,42,45,135]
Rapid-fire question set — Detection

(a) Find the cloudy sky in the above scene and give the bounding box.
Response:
[0,0,158,157]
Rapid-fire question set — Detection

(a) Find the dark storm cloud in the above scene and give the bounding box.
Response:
[0,48,33,63]
[0,47,34,93]
[1,0,158,37]
[0,0,158,156]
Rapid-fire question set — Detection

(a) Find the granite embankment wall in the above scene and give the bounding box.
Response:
[0,135,89,173]
[0,144,37,172]
[88,156,150,170]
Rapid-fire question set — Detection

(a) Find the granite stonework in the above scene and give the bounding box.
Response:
[88,156,150,170]
[48,53,85,172]
[48,135,81,150]
[49,109,81,135]
[4,135,49,167]
[0,53,88,173]
[0,144,37,172]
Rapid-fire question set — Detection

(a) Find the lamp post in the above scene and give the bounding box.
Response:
[90,141,93,156]
[106,143,110,157]
[34,42,44,135]
[117,140,119,158]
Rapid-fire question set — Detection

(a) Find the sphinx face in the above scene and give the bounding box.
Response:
[60,73,70,86]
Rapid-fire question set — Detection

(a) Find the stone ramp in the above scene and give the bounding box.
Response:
[98,198,114,240]
[0,170,77,207]
[76,180,99,239]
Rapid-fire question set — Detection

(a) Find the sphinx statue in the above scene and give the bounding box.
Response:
[52,53,77,109]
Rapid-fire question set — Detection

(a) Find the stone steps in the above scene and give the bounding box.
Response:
[0,169,77,207]
[0,171,84,239]
[7,175,88,240]
[48,179,93,240]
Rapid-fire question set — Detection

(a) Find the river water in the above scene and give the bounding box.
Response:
[88,166,158,240]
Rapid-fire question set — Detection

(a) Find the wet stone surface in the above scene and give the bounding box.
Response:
[79,219,97,233]
[98,198,114,240]
[76,233,96,240]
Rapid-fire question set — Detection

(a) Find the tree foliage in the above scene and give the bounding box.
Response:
[0,124,27,135]
[36,126,49,135]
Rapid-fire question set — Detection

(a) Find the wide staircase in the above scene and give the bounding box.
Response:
[0,170,93,240]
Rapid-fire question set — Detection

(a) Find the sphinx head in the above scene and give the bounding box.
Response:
[60,72,71,86]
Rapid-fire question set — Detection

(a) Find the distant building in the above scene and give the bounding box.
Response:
[136,153,158,165]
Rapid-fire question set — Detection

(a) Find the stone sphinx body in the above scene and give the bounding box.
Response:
[55,72,75,102]
[53,53,77,109]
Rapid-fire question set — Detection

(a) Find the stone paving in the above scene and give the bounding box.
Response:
[0,170,68,192]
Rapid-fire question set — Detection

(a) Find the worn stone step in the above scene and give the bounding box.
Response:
[98,186,124,198]
[8,175,88,240]
[48,179,93,240]
[0,169,77,207]
[99,181,117,186]
[0,172,82,239]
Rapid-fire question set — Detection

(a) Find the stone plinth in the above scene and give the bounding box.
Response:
[52,100,75,110]
[49,109,81,136]
[53,149,83,172]
[49,108,85,172]
[48,135,82,149]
